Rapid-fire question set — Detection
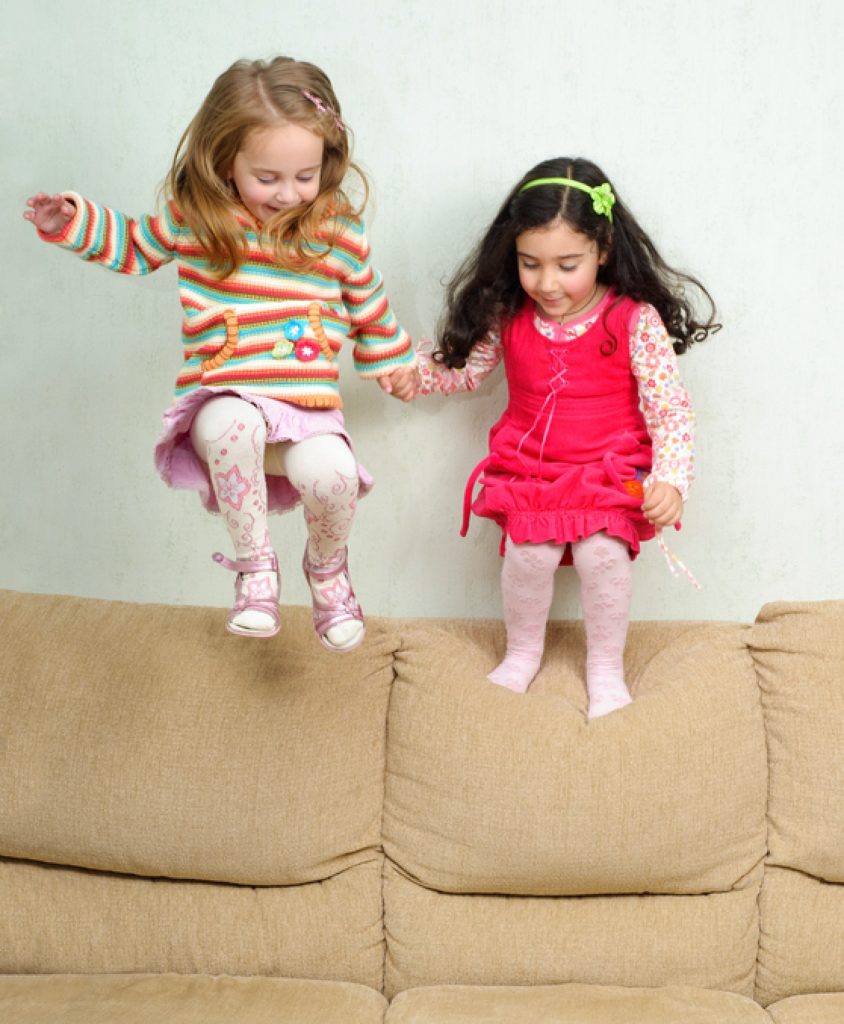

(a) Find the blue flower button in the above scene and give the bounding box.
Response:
[284,321,305,341]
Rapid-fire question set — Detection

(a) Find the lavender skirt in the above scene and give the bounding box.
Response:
[154,387,373,514]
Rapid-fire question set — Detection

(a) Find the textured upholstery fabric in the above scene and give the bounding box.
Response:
[1,589,843,1019]
[0,974,387,1024]
[383,616,765,997]
[384,984,773,1023]
[385,618,765,895]
[0,590,392,990]
[0,592,394,886]
[756,867,844,1008]
[767,993,844,1023]
[748,601,844,1006]
[0,857,384,987]
[750,602,844,879]
[383,862,761,999]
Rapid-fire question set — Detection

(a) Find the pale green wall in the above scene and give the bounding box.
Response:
[2,0,841,621]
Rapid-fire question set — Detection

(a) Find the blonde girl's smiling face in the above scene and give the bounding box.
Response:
[229,122,324,223]
[515,218,607,321]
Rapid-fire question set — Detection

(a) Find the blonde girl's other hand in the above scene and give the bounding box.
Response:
[23,193,76,235]
[642,480,683,527]
[378,366,421,402]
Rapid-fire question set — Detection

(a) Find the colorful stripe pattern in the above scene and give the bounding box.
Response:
[42,193,414,408]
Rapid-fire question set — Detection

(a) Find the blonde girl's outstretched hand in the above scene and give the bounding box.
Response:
[642,480,683,527]
[378,365,421,402]
[23,193,76,235]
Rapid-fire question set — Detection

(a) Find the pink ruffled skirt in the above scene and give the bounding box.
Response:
[154,387,373,514]
[465,431,655,563]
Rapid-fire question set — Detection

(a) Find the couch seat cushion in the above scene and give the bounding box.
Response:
[384,983,772,1023]
[0,974,387,1023]
[767,993,844,1023]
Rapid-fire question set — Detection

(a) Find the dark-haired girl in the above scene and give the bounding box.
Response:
[387,157,719,718]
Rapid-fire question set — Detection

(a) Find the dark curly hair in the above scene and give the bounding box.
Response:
[436,156,720,367]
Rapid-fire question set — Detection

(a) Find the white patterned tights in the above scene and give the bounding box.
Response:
[190,396,361,648]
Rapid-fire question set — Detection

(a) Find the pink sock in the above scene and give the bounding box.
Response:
[488,540,562,694]
[572,532,634,719]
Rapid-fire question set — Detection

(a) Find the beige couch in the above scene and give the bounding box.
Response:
[1,588,842,1023]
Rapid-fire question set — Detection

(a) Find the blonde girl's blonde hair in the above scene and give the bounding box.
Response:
[165,56,367,276]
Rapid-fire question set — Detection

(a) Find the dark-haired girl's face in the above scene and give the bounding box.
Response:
[515,219,606,321]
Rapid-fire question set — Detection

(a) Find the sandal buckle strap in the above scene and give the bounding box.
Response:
[213,552,278,575]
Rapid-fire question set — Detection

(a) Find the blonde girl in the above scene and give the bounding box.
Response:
[25,56,415,653]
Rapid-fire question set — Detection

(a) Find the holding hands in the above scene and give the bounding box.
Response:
[378,365,421,402]
[23,193,76,235]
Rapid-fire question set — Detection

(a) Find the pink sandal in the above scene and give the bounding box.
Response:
[212,552,280,639]
[302,546,365,653]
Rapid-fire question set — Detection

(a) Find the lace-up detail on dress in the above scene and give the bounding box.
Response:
[515,343,570,478]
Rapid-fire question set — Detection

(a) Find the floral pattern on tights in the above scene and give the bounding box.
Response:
[206,415,270,561]
[296,469,359,565]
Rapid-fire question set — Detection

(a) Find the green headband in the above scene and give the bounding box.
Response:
[519,176,616,222]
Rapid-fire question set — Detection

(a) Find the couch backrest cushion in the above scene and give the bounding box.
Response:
[748,600,844,1006]
[383,616,766,997]
[0,591,393,886]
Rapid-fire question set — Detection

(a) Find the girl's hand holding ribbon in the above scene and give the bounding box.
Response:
[642,480,683,527]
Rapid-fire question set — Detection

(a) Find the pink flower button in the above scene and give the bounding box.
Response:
[295,339,320,362]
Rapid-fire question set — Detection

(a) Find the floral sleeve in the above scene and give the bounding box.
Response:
[416,330,503,396]
[628,303,695,498]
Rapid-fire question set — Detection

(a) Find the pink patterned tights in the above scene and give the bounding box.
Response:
[487,540,561,694]
[489,533,634,719]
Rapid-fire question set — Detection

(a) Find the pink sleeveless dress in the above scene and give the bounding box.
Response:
[463,293,656,562]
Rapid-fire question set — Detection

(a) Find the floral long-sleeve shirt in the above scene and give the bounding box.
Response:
[417,301,695,497]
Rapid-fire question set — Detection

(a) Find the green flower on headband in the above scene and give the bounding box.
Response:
[591,183,615,221]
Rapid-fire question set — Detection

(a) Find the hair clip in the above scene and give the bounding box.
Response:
[301,90,345,133]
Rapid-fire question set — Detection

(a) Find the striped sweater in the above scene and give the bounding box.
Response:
[41,193,414,409]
